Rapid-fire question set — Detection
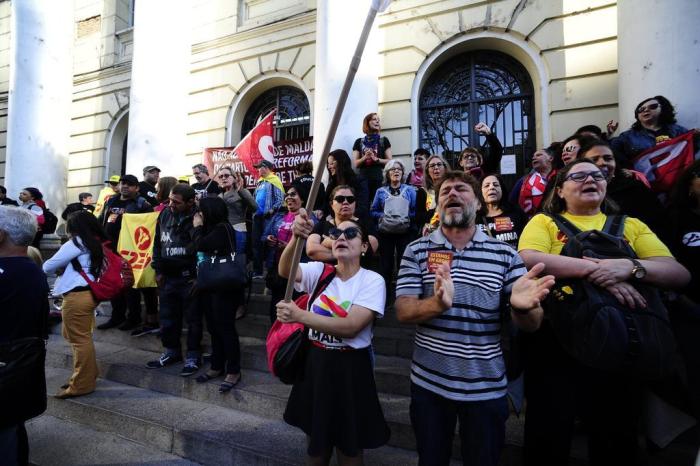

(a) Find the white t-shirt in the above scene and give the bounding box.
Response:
[295,262,386,349]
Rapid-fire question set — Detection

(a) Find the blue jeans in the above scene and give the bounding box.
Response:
[234,230,247,255]
[409,383,508,466]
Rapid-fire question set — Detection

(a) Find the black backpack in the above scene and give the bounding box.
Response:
[42,209,58,234]
[544,214,676,380]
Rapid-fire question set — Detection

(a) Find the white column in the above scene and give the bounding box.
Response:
[312,0,381,175]
[126,1,191,177]
[5,1,73,211]
[617,0,700,129]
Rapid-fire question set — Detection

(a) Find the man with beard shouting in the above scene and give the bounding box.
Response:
[395,171,554,466]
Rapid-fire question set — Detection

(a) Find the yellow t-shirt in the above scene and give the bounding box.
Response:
[518,212,672,259]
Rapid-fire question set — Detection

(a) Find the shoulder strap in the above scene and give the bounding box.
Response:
[70,257,95,286]
[546,213,581,238]
[602,214,626,238]
[307,264,336,309]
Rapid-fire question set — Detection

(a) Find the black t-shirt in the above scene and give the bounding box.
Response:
[0,198,18,206]
[353,136,391,182]
[476,205,528,250]
[139,181,159,206]
[0,257,49,342]
[102,196,152,244]
[192,179,221,199]
[670,209,700,302]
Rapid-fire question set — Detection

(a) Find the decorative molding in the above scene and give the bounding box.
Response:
[192,10,316,55]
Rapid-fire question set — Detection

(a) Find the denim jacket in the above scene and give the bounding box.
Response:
[610,123,689,166]
[370,184,417,221]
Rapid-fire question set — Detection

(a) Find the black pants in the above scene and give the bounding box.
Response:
[110,287,158,323]
[522,324,642,466]
[202,288,241,375]
[378,231,413,300]
[158,276,202,358]
[0,423,27,466]
[409,383,508,466]
[252,214,264,275]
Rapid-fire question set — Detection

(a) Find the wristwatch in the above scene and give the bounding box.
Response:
[629,258,647,280]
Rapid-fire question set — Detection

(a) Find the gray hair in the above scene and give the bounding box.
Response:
[0,206,38,246]
[383,159,406,185]
[192,163,209,175]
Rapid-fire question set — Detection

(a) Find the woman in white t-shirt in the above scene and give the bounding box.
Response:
[276,213,390,465]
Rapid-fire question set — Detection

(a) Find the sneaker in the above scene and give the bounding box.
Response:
[252,273,264,280]
[97,319,125,330]
[181,358,200,377]
[146,353,182,369]
[118,320,141,331]
[130,325,160,337]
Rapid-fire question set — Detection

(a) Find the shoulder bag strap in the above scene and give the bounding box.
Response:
[602,214,627,239]
[306,264,336,310]
[546,213,581,239]
[221,222,236,256]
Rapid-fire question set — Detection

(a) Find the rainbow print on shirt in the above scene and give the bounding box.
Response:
[312,294,350,318]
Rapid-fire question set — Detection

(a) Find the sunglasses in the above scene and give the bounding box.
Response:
[428,162,445,169]
[219,174,232,179]
[565,171,606,183]
[328,226,361,241]
[333,195,356,204]
[636,103,660,113]
[563,145,579,153]
[284,191,299,198]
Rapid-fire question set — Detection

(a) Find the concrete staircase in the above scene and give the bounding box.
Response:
[33,279,696,465]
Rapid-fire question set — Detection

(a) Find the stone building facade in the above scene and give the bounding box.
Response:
[0,0,698,211]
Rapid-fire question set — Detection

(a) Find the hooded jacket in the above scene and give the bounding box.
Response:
[152,207,197,278]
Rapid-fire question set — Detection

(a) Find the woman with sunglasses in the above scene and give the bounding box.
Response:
[457,122,503,179]
[370,159,417,298]
[611,95,699,167]
[325,149,370,221]
[307,185,379,271]
[262,186,316,323]
[422,154,451,235]
[517,160,690,466]
[218,166,258,318]
[276,212,390,465]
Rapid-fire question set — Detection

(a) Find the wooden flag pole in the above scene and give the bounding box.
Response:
[283,2,384,302]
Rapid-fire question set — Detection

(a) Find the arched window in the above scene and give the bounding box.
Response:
[242,86,311,142]
[419,50,535,176]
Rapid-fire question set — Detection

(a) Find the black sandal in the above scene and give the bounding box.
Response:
[219,374,242,393]
[196,370,223,383]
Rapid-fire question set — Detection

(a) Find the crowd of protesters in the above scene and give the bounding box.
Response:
[2,96,700,466]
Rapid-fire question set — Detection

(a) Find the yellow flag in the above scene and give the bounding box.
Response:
[117,212,159,288]
[93,187,116,218]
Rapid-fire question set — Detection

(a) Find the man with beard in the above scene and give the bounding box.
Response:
[395,171,554,466]
[139,166,161,207]
[191,164,221,200]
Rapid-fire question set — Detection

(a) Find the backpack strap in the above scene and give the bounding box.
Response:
[70,258,95,286]
[306,264,336,310]
[546,213,581,239]
[602,215,627,239]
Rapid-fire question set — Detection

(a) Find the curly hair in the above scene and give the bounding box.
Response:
[632,95,677,130]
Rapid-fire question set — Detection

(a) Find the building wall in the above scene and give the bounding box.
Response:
[0,0,10,185]
[1,0,623,196]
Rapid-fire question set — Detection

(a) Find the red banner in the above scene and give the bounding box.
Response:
[633,132,696,193]
[204,137,313,189]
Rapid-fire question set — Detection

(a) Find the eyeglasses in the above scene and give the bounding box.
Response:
[333,195,356,204]
[636,103,660,113]
[463,154,478,159]
[428,163,445,169]
[564,171,606,183]
[389,167,403,172]
[219,174,232,179]
[563,145,579,153]
[284,191,298,198]
[328,226,361,241]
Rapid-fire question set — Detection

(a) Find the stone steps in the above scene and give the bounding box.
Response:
[41,363,441,465]
[26,414,201,466]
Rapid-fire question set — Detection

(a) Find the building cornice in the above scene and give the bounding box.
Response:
[191,10,316,56]
[74,62,132,86]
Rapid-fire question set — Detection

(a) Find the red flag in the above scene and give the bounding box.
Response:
[232,109,276,179]
[633,132,696,193]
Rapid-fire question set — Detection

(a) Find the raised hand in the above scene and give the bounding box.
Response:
[474,122,492,136]
[292,208,314,239]
[606,120,619,136]
[510,263,555,311]
[433,262,454,310]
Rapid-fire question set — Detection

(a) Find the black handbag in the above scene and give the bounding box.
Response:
[196,223,247,292]
[0,337,47,429]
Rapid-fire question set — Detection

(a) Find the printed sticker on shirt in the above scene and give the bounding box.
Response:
[312,294,350,318]
[494,216,513,232]
[107,213,119,223]
[427,251,453,273]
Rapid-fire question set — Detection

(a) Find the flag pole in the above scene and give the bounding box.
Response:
[283,1,386,302]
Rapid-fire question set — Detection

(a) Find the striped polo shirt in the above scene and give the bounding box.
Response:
[396,227,525,401]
